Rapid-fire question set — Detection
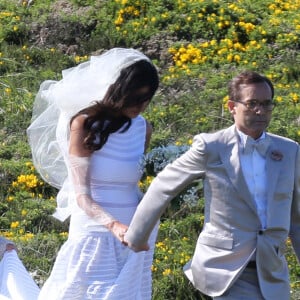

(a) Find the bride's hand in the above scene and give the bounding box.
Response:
[6,243,16,252]
[107,221,128,244]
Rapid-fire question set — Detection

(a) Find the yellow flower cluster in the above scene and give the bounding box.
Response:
[19,232,34,242]
[59,232,69,238]
[7,196,14,202]
[74,55,89,64]
[166,38,268,79]
[169,44,203,67]
[0,11,14,18]
[237,21,256,34]
[139,175,154,191]
[21,0,31,6]
[25,161,35,171]
[4,87,12,94]
[12,174,41,190]
[115,5,140,26]
[162,268,172,276]
[227,3,246,14]
[179,250,191,265]
[269,0,300,12]
[10,221,19,229]
[0,11,21,35]
[154,236,191,276]
[289,92,299,103]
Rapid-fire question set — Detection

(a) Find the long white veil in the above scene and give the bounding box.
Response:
[27,48,151,221]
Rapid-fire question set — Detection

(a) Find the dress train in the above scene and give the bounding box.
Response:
[0,250,40,300]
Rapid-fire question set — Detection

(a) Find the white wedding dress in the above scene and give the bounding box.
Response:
[38,115,158,300]
[0,250,40,300]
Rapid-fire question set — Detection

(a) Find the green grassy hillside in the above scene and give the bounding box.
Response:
[0,0,299,298]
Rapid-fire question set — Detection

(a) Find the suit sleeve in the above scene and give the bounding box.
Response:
[125,134,206,247]
[290,144,300,262]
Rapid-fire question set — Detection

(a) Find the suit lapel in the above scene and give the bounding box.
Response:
[219,125,258,214]
[265,135,282,213]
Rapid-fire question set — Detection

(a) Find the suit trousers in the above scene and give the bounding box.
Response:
[213,267,265,300]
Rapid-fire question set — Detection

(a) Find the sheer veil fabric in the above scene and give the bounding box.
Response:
[27,48,151,221]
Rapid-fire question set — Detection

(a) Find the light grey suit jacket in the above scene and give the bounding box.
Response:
[125,125,300,299]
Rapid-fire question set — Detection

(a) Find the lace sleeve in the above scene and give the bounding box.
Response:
[68,155,116,225]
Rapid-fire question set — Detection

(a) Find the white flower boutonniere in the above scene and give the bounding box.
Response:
[270,150,283,161]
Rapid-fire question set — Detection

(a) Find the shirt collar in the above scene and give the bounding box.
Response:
[236,127,266,148]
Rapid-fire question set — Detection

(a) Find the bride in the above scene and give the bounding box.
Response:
[2,48,159,300]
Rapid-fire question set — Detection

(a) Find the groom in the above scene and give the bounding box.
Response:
[124,71,300,299]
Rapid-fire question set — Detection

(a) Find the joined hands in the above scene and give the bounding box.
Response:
[107,220,149,252]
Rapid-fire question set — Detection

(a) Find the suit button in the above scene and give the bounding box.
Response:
[258,230,264,235]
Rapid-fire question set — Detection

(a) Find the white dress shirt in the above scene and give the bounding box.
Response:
[237,130,268,229]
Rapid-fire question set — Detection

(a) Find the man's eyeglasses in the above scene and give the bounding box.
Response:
[234,99,275,111]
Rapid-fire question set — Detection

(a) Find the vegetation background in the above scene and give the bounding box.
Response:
[0,0,299,299]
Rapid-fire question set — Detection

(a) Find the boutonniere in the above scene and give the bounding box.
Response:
[270,150,283,161]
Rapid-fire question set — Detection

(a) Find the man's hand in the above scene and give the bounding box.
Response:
[123,238,150,252]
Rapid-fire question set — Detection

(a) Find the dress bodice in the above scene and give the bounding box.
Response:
[89,115,146,206]
[69,115,147,234]
[89,115,145,198]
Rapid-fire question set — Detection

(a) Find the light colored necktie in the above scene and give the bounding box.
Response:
[243,136,270,157]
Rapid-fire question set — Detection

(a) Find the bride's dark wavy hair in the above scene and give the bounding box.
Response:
[71,59,159,151]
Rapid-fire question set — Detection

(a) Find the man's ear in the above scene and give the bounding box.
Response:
[227,100,236,115]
